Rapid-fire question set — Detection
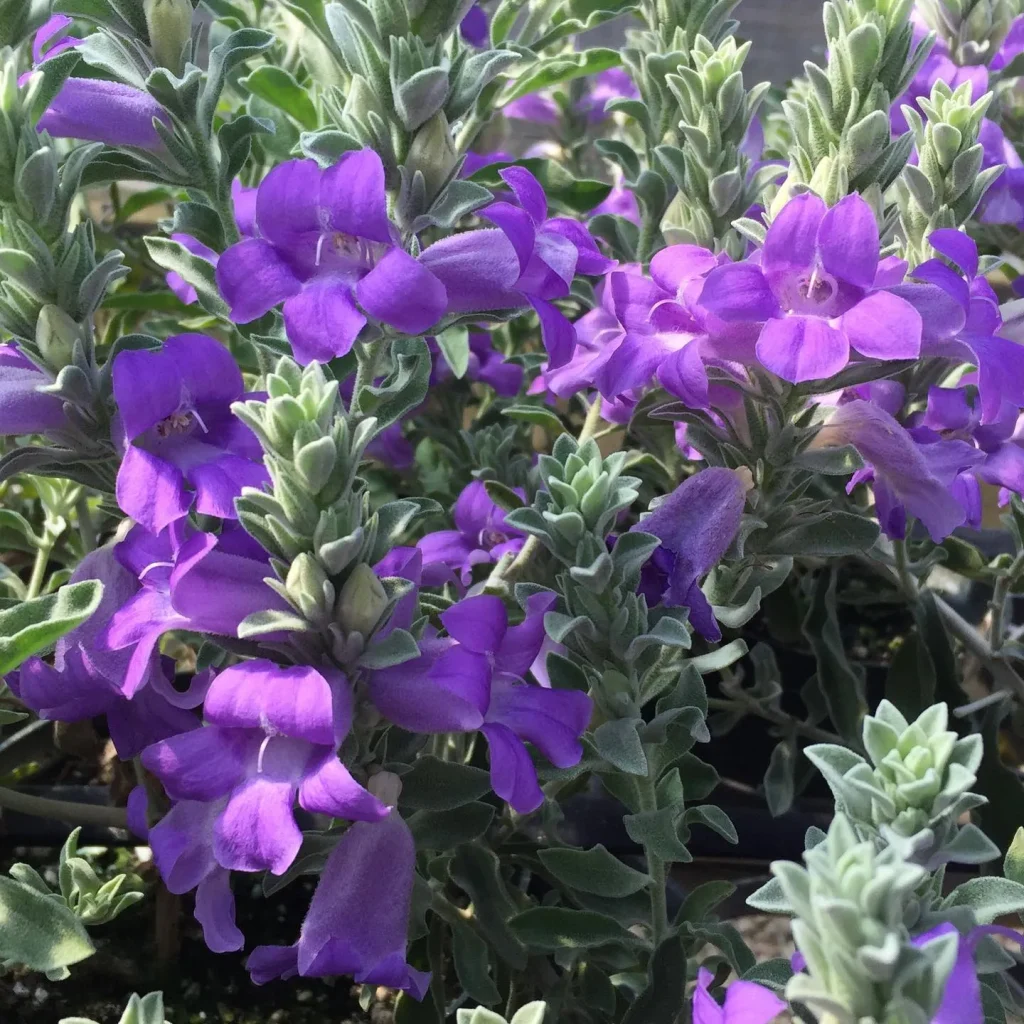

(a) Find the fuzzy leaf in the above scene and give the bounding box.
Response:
[538,845,650,897]
[0,581,103,674]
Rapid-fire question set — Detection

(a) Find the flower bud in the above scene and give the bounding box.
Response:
[336,562,388,637]
[367,770,402,808]
[35,305,79,372]
[405,112,459,202]
[286,552,332,625]
[144,0,193,75]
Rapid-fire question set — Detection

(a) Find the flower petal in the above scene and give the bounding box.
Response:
[500,166,548,225]
[298,753,390,821]
[195,868,245,953]
[142,727,246,802]
[699,263,779,322]
[482,722,544,812]
[355,249,446,334]
[321,149,393,244]
[214,775,302,875]
[841,291,922,360]
[216,237,303,324]
[283,278,367,365]
[762,192,826,280]
[819,193,879,289]
[116,445,192,534]
[441,594,507,652]
[756,315,849,383]
[254,159,323,251]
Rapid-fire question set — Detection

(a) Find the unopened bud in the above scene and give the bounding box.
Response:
[286,553,332,624]
[368,770,402,808]
[35,305,79,371]
[336,563,388,637]
[144,0,193,75]
[406,111,459,202]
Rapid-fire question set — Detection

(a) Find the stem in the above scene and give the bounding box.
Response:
[75,493,96,554]
[989,552,1024,653]
[706,696,855,749]
[578,394,605,444]
[638,775,668,944]
[25,540,53,600]
[893,537,918,599]
[354,337,385,405]
[636,206,660,265]
[518,0,559,45]
[0,786,127,829]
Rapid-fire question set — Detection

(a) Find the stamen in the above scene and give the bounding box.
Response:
[256,733,273,774]
[139,560,174,580]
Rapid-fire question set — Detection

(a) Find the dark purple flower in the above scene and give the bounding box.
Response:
[248,813,429,997]
[216,152,453,364]
[691,966,786,1024]
[143,661,388,876]
[112,333,268,533]
[10,544,204,758]
[591,181,640,224]
[460,150,515,178]
[460,4,489,46]
[634,467,747,642]
[0,344,67,436]
[370,593,592,812]
[39,79,167,149]
[420,166,614,367]
[699,193,922,383]
[819,400,978,542]
[417,479,525,585]
[101,521,288,697]
[578,68,639,123]
[167,182,257,304]
[503,93,561,125]
[20,14,81,82]
[429,332,524,395]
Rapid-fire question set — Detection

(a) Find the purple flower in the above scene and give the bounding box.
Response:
[167,182,257,305]
[429,331,524,395]
[460,4,489,46]
[591,181,640,224]
[10,544,204,758]
[818,400,977,542]
[503,93,561,125]
[699,193,922,383]
[420,166,614,367]
[143,660,388,876]
[634,468,747,642]
[461,150,515,178]
[20,15,81,81]
[692,967,786,1024]
[112,333,268,533]
[578,68,639,123]
[370,593,593,812]
[215,152,452,364]
[417,479,526,585]
[0,344,67,436]
[248,813,429,997]
[101,520,288,697]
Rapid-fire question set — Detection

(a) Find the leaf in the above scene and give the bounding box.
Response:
[143,237,228,318]
[942,877,1024,923]
[741,957,794,991]
[436,325,470,379]
[1004,827,1024,887]
[674,880,736,926]
[357,337,432,433]
[398,757,493,811]
[483,480,525,513]
[764,740,796,817]
[0,581,103,674]
[745,875,790,914]
[623,807,691,862]
[0,875,94,972]
[683,805,738,845]
[450,917,500,1005]
[593,718,647,775]
[358,628,420,669]
[620,936,686,1024]
[241,66,318,129]
[508,907,642,952]
[501,48,621,104]
[504,403,566,436]
[409,803,494,850]
[200,28,276,130]
[758,512,879,558]
[449,844,527,968]
[538,845,650,897]
[802,570,866,743]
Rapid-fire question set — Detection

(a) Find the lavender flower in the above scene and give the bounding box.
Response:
[635,468,747,642]
[0,344,67,436]
[10,544,204,758]
[101,521,288,697]
[111,333,268,532]
[421,166,614,367]
[142,661,388,875]
[248,812,429,996]
[216,152,455,364]
[417,479,526,585]
[691,968,786,1024]
[460,4,489,47]
[818,400,976,542]
[167,181,257,305]
[699,193,923,383]
[370,594,593,811]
